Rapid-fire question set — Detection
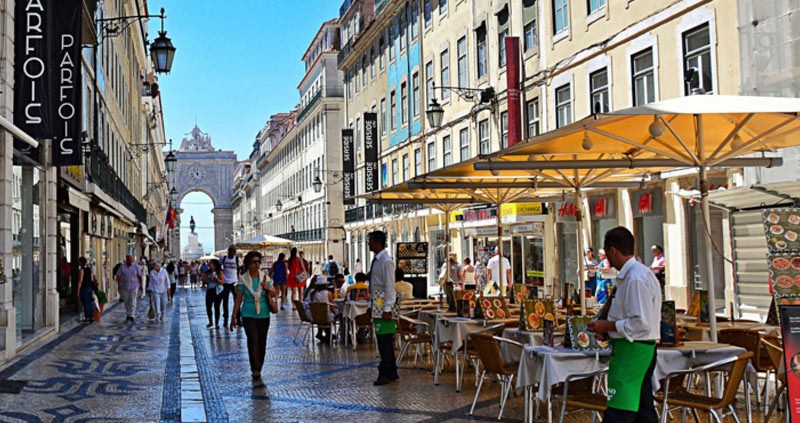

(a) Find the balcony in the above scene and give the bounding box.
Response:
[345,203,423,224]
[89,147,147,223]
[296,88,345,123]
[279,228,325,242]
[338,40,352,67]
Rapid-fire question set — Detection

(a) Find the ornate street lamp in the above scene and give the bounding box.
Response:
[312,176,323,193]
[425,82,495,129]
[150,9,176,74]
[275,200,283,212]
[426,98,444,129]
[169,187,178,203]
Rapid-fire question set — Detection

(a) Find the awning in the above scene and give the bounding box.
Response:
[236,235,294,248]
[705,181,800,211]
[68,187,90,212]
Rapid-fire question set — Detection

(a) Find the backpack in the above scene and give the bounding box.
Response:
[328,260,339,277]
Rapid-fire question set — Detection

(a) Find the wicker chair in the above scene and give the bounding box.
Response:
[396,315,433,368]
[309,302,338,345]
[554,368,608,423]
[718,328,775,412]
[761,338,788,422]
[468,333,523,420]
[457,324,507,392]
[292,300,313,345]
[656,352,753,423]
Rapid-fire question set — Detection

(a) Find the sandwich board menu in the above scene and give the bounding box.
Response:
[395,242,429,275]
[512,283,539,303]
[567,316,609,351]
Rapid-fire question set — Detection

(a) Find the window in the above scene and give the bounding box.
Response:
[443,135,452,166]
[415,147,422,176]
[589,68,609,113]
[401,82,408,125]
[389,27,396,61]
[399,12,407,51]
[526,98,540,138]
[354,64,360,93]
[500,112,509,148]
[392,158,399,185]
[402,153,409,180]
[411,0,419,40]
[632,48,656,105]
[380,97,387,136]
[523,0,538,52]
[427,142,436,171]
[370,48,376,79]
[479,119,490,154]
[362,56,368,86]
[457,36,468,87]
[379,37,386,69]
[439,0,447,15]
[476,24,487,79]
[355,117,361,152]
[425,61,435,102]
[459,128,470,161]
[683,23,713,94]
[497,7,509,67]
[553,0,569,35]
[555,84,572,128]
[390,90,397,131]
[424,0,432,28]
[440,49,450,100]
[412,72,420,117]
[588,0,605,14]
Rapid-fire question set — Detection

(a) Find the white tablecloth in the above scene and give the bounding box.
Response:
[436,317,486,354]
[501,328,565,363]
[344,301,370,320]
[418,309,452,334]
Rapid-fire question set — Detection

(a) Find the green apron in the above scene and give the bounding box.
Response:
[607,338,656,412]
[373,318,397,335]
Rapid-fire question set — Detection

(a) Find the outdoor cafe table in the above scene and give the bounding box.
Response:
[514,341,752,423]
[681,321,780,341]
[333,299,370,347]
[501,328,565,362]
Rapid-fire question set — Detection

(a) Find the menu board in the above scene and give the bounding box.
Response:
[478,296,511,320]
[454,290,478,317]
[522,299,555,332]
[763,208,800,302]
[396,242,429,274]
[660,301,679,346]
[763,209,800,252]
[768,253,800,298]
[567,316,609,351]
[778,305,800,422]
[512,283,538,303]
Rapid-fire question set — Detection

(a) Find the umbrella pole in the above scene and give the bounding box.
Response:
[575,189,587,315]
[445,210,450,287]
[699,165,719,343]
[496,201,506,298]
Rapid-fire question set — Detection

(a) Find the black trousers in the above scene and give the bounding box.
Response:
[242,317,270,373]
[602,347,659,423]
[205,288,222,325]
[376,333,398,379]
[80,287,94,321]
[221,284,237,323]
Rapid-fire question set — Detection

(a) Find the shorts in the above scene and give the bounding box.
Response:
[273,279,287,286]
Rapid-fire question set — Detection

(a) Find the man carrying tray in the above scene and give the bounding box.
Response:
[588,226,661,423]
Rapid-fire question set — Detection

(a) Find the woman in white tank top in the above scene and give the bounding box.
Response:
[460,258,476,287]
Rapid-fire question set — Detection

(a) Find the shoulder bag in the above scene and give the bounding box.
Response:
[264,275,279,314]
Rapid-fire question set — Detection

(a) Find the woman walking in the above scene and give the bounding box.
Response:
[231,251,277,380]
[595,249,615,304]
[460,258,476,291]
[149,261,170,322]
[269,253,288,311]
[166,261,177,304]
[287,247,308,311]
[205,259,224,328]
[76,257,95,323]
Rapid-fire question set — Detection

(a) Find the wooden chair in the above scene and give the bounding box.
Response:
[309,302,338,345]
[718,328,775,412]
[292,300,313,345]
[396,315,433,368]
[351,311,374,351]
[656,351,754,423]
[468,333,523,420]
[761,338,788,422]
[555,368,609,423]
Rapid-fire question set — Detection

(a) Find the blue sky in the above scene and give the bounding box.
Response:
[150,0,339,253]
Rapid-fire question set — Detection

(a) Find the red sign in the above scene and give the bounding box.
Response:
[594,199,607,217]
[505,36,521,147]
[638,193,652,214]
[558,202,577,218]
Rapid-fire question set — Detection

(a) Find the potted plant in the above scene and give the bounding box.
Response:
[93,290,108,322]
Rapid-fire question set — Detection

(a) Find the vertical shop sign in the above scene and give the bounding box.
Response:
[341,129,355,205]
[363,112,379,192]
[52,0,83,166]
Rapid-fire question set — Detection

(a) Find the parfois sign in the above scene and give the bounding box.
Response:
[14,0,83,166]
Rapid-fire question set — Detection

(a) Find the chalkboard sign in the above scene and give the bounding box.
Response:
[396,242,429,275]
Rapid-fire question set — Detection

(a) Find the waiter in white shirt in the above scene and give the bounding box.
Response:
[588,227,661,423]
[368,230,399,386]
[486,247,511,295]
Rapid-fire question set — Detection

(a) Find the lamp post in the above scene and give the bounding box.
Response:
[425,82,495,129]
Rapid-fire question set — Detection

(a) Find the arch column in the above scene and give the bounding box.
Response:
[172,209,183,258]
[212,208,233,250]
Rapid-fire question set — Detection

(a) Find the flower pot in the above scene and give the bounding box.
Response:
[93,302,105,322]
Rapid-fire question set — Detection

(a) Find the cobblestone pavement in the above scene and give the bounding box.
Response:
[0,288,785,422]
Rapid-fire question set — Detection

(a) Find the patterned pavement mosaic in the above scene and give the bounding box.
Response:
[0,288,786,422]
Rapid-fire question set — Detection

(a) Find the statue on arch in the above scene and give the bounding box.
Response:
[189,216,196,234]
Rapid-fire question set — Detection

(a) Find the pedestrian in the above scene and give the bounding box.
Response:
[116,255,143,322]
[312,261,323,276]
[177,260,187,287]
[166,261,177,304]
[395,268,413,300]
[584,248,599,298]
[486,247,511,296]
[287,247,309,311]
[650,244,666,297]
[76,257,96,323]
[596,249,615,304]
[190,261,199,290]
[269,252,288,311]
[205,259,224,329]
[231,251,277,381]
[309,275,334,343]
[149,260,169,322]
[221,245,243,327]
[354,258,363,274]
[322,255,340,281]
[460,258,476,291]
[588,227,661,423]
[368,230,399,386]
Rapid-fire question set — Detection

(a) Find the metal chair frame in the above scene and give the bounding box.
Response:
[555,367,609,423]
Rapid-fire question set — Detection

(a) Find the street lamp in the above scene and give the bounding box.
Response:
[169,187,178,203]
[164,139,177,173]
[312,176,323,193]
[425,82,495,129]
[150,9,176,74]
[276,200,283,212]
[426,98,444,129]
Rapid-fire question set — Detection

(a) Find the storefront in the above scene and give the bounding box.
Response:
[554,201,580,298]
[630,188,665,265]
[588,194,617,251]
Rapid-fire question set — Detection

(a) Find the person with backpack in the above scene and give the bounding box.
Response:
[221,245,243,327]
[269,252,288,311]
[322,255,340,282]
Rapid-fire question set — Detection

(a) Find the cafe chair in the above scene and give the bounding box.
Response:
[351,311,374,351]
[292,300,313,346]
[656,351,753,423]
[396,315,433,368]
[468,333,523,420]
[309,302,339,346]
[718,328,775,412]
[760,338,788,423]
[554,367,609,423]
[458,324,507,392]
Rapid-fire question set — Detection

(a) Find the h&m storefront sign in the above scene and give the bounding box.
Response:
[589,196,616,220]
[363,112,379,192]
[631,188,664,217]
[341,129,355,205]
[14,0,83,166]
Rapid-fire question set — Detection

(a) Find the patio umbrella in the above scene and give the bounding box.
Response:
[472,95,800,341]
[197,255,218,262]
[236,234,294,249]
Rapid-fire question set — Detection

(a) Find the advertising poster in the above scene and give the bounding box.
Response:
[779,305,800,422]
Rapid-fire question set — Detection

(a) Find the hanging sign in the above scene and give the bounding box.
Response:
[341,129,355,205]
[589,196,616,220]
[631,188,663,217]
[363,112,379,192]
[52,0,83,166]
[779,305,800,422]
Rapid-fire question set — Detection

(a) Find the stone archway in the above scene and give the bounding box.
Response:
[169,125,238,256]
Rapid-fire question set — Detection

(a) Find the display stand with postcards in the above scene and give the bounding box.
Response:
[566,315,609,351]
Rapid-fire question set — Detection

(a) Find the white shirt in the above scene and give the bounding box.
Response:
[222,255,239,284]
[607,257,662,342]
[487,255,511,285]
[149,268,170,293]
[368,249,396,312]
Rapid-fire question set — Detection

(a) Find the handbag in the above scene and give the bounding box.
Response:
[295,271,308,283]
[264,275,279,313]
